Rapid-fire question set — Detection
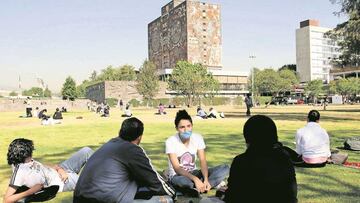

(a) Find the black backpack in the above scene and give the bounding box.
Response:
[344,137,360,151]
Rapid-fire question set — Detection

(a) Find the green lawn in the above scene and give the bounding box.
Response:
[0,105,359,202]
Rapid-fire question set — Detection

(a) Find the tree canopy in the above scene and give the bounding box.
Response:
[327,0,360,66]
[136,60,160,104]
[61,76,77,100]
[168,61,219,106]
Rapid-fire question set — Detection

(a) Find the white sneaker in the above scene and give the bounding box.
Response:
[215,181,226,190]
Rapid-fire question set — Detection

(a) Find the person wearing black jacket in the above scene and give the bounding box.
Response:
[53,108,63,120]
[74,117,175,203]
[225,115,297,203]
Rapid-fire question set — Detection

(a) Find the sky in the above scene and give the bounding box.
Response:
[0,0,346,92]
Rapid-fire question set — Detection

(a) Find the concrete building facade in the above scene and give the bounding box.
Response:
[296,19,340,83]
[148,0,222,74]
[86,81,169,104]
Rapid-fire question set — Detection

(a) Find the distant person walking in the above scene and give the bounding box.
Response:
[245,94,253,116]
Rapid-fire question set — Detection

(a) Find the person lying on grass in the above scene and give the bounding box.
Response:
[4,138,93,203]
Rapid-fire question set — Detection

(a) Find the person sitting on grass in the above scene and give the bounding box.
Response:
[196,107,207,119]
[4,138,93,203]
[165,110,229,197]
[53,108,63,120]
[224,115,297,203]
[207,107,217,119]
[285,110,347,167]
[38,109,49,120]
[158,103,166,115]
[121,105,132,117]
[74,117,175,203]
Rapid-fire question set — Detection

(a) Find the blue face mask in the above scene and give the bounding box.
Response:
[179,131,192,140]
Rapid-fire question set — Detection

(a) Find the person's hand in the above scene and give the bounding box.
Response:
[57,167,69,182]
[204,179,211,191]
[193,177,206,193]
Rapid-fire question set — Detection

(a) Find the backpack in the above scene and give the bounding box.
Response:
[344,137,360,151]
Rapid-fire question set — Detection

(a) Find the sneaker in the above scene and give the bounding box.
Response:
[215,181,226,190]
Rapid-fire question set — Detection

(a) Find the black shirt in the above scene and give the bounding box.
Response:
[225,145,297,203]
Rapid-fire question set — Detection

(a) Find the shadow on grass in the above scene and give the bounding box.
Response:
[224,111,360,122]
[296,168,360,201]
[326,109,360,113]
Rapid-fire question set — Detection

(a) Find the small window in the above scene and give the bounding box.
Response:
[203,42,207,44]
[203,23,206,26]
[203,35,206,38]
[203,29,206,32]
[202,10,206,12]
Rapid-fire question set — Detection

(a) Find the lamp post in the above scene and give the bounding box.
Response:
[249,55,256,97]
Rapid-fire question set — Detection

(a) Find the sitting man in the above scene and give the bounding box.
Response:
[74,117,175,203]
[292,110,331,166]
[53,108,63,120]
[121,106,132,117]
[4,138,93,203]
[38,109,49,120]
[207,107,217,119]
[225,115,297,202]
[166,110,229,197]
[196,107,207,119]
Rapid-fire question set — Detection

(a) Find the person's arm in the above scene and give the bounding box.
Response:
[197,149,211,191]
[295,130,302,155]
[3,184,43,203]
[128,146,175,198]
[168,153,206,193]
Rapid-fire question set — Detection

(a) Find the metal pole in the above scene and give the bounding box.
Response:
[249,55,256,97]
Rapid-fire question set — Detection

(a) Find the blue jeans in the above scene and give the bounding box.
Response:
[170,164,229,189]
[59,147,93,192]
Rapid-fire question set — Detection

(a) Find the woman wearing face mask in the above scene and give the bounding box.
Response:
[165,110,229,197]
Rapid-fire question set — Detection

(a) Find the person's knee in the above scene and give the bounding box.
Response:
[171,176,193,188]
[80,147,94,156]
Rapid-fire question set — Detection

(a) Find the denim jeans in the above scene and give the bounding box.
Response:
[170,164,229,189]
[59,147,93,192]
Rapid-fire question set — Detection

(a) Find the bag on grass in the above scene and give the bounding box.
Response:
[344,137,360,151]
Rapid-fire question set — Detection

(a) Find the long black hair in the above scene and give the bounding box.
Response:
[7,138,34,165]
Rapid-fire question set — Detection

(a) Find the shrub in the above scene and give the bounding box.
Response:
[254,96,272,105]
[129,98,141,107]
[202,97,230,106]
[105,98,118,107]
[233,96,243,105]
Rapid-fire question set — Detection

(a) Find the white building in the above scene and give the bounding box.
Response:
[296,19,340,83]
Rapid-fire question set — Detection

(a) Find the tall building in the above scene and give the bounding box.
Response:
[148,0,222,74]
[296,19,340,83]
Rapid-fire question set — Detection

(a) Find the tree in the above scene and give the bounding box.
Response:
[9,91,18,96]
[61,76,77,100]
[327,0,360,66]
[279,64,297,72]
[43,88,52,98]
[305,80,324,104]
[168,61,219,106]
[254,69,281,95]
[136,60,160,106]
[278,69,299,93]
[118,65,136,81]
[22,87,44,97]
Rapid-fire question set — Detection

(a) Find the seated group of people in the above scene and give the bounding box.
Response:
[5,109,340,203]
[33,107,64,125]
[196,107,225,119]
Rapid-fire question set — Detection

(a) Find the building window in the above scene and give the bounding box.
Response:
[203,35,206,38]
[203,42,207,44]
[203,23,206,26]
[202,10,206,12]
[203,29,206,32]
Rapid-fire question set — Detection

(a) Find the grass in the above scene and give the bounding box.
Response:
[0,105,359,202]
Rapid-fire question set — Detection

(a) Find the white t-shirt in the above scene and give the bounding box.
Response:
[165,132,206,177]
[9,160,64,192]
[295,122,331,159]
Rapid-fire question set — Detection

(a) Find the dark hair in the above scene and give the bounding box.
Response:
[119,117,144,141]
[308,110,320,122]
[56,108,59,111]
[243,115,278,147]
[175,110,193,127]
[7,138,34,165]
